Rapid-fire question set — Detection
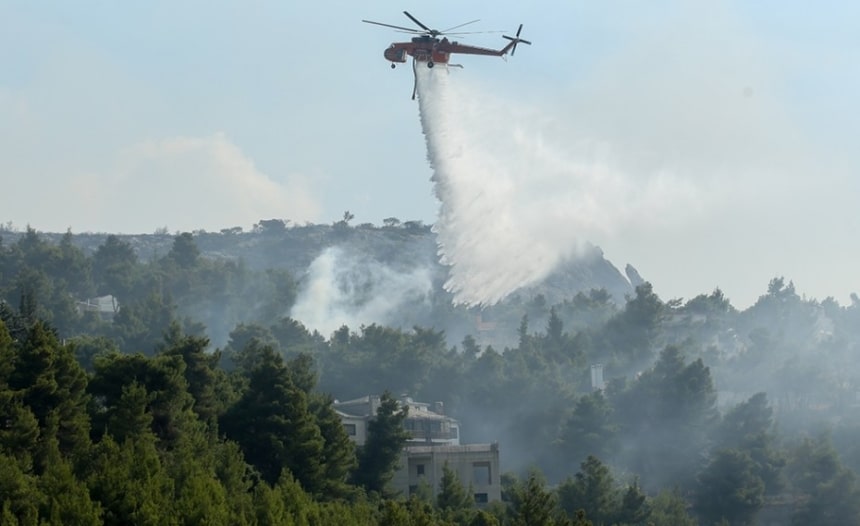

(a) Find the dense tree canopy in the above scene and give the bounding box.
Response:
[2,228,860,524]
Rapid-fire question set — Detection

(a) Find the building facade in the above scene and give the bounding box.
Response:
[334,395,501,505]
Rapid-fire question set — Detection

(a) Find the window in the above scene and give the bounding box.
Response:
[409,485,418,495]
[417,464,425,476]
[473,462,491,485]
[344,423,356,436]
[474,493,489,504]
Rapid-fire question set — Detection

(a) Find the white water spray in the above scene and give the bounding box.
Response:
[416,65,692,306]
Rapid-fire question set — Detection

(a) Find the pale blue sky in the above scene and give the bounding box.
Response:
[1,1,857,307]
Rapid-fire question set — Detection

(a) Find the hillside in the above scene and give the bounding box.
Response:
[4,222,634,307]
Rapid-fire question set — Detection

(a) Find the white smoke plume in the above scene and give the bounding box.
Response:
[290,246,434,338]
[416,65,695,306]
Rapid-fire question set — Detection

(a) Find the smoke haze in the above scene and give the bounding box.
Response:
[290,246,434,337]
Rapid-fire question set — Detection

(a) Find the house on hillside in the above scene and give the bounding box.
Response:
[335,394,501,505]
[75,295,119,321]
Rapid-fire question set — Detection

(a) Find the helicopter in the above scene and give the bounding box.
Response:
[362,11,530,99]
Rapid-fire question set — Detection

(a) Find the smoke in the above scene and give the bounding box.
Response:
[290,246,434,337]
[416,65,696,306]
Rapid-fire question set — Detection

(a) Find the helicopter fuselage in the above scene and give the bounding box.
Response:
[384,36,452,66]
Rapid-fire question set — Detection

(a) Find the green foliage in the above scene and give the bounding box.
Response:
[110,292,178,355]
[611,345,718,491]
[557,456,616,525]
[555,456,648,526]
[8,322,90,461]
[556,392,617,471]
[7,229,860,525]
[167,232,201,268]
[647,489,696,526]
[785,435,860,525]
[714,392,784,494]
[694,448,765,526]
[354,391,410,495]
[602,282,663,368]
[310,392,358,498]
[615,479,649,525]
[506,470,561,526]
[221,344,325,491]
[437,462,474,514]
[86,434,177,526]
[91,234,139,301]
[89,351,195,446]
[36,435,102,525]
[0,453,42,526]
[67,335,119,373]
[159,327,226,423]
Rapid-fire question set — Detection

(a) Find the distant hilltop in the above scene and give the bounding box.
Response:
[0,221,635,308]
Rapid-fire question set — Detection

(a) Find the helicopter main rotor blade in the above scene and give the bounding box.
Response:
[403,11,432,32]
[362,19,422,33]
[446,30,505,36]
[441,18,480,33]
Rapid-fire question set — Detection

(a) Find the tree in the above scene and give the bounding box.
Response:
[437,462,473,515]
[792,467,860,526]
[167,233,200,269]
[220,345,325,491]
[85,433,176,526]
[310,393,358,498]
[714,392,784,494]
[56,229,93,298]
[36,432,103,525]
[557,456,617,526]
[0,453,42,525]
[110,292,178,355]
[89,352,195,447]
[556,392,617,471]
[9,322,90,462]
[694,449,765,526]
[611,345,718,491]
[602,282,663,367]
[159,328,224,423]
[786,435,860,525]
[224,323,278,368]
[507,470,560,526]
[353,391,410,495]
[91,235,138,300]
[648,489,696,526]
[615,479,649,526]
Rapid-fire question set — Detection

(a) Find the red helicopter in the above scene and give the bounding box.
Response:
[362,11,531,99]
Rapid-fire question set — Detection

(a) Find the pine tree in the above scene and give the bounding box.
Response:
[9,322,90,462]
[437,462,474,514]
[220,345,325,491]
[353,391,410,494]
[36,431,102,525]
[508,470,559,526]
[311,393,358,498]
[694,448,765,526]
[557,456,617,525]
[84,433,176,526]
[0,453,42,525]
[160,328,223,423]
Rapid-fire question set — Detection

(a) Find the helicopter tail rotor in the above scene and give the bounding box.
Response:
[502,24,531,56]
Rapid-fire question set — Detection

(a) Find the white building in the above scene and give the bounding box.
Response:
[334,394,501,505]
[334,395,460,446]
